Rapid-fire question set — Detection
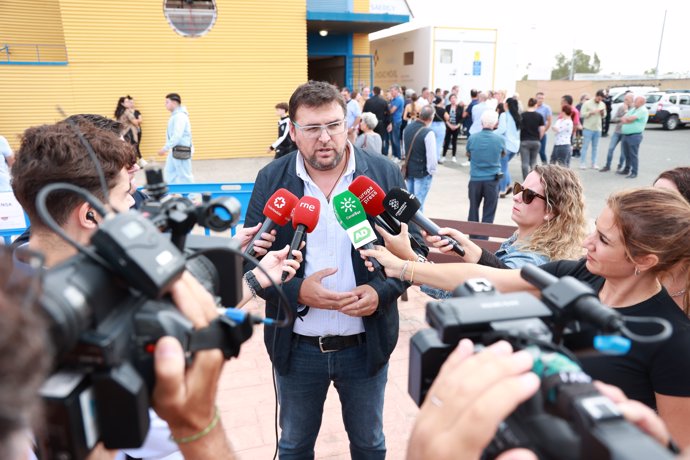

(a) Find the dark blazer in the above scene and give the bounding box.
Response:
[244,146,426,376]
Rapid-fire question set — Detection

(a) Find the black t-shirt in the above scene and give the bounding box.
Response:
[540,259,690,409]
[520,111,544,141]
[433,105,446,123]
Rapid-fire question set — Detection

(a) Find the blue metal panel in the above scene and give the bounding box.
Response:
[306,11,409,24]
[0,182,255,243]
[307,0,350,13]
[307,32,351,55]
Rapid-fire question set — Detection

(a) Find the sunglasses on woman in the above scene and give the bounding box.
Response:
[513,182,546,205]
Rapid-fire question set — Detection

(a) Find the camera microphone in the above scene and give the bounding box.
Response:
[520,264,624,333]
[383,187,465,257]
[245,188,299,258]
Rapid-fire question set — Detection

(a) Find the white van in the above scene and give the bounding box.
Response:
[609,86,659,120]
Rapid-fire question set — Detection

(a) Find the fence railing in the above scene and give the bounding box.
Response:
[0,182,255,245]
[0,43,68,65]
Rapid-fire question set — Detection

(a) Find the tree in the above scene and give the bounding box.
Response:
[551,50,602,80]
[644,67,656,76]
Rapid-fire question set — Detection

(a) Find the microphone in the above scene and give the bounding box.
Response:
[332,190,386,280]
[383,188,465,257]
[244,188,299,258]
[348,176,424,252]
[282,196,320,282]
[520,264,624,333]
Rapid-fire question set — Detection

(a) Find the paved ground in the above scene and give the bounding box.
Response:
[144,125,689,459]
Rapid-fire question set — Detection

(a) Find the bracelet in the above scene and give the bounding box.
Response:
[399,260,410,282]
[243,271,261,303]
[410,260,417,284]
[171,405,220,444]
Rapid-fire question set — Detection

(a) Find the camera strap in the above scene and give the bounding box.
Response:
[188,315,254,360]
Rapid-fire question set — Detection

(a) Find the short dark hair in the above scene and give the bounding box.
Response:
[562,95,574,105]
[166,92,182,104]
[275,102,289,112]
[595,89,606,98]
[65,114,122,136]
[288,81,346,121]
[470,89,479,98]
[372,86,381,96]
[12,121,132,227]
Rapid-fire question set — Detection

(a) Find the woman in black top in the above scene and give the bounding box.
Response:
[441,94,463,162]
[361,187,690,448]
[519,98,545,179]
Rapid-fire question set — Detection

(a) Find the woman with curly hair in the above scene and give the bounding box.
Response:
[380,163,586,270]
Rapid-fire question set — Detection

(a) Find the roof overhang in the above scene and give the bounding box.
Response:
[306,11,409,35]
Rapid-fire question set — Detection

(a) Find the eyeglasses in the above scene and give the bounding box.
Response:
[292,120,347,138]
[513,182,546,205]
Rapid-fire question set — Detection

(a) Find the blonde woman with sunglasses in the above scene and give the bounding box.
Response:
[379,164,587,270]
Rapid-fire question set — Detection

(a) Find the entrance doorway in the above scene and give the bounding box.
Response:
[308,56,345,88]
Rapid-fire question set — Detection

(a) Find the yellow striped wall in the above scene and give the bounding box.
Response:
[0,0,66,46]
[0,0,307,161]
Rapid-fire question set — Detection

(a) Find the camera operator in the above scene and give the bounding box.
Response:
[362,188,690,448]
[406,338,690,460]
[9,119,296,459]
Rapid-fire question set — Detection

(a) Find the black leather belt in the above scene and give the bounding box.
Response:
[293,333,366,353]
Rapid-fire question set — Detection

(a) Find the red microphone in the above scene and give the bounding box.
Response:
[282,196,320,281]
[348,176,401,234]
[245,188,299,257]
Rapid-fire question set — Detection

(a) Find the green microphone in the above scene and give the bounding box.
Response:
[332,190,386,280]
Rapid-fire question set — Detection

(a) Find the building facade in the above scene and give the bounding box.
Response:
[0,0,408,160]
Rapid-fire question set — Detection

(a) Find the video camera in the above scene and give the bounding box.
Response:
[409,264,675,460]
[35,165,252,460]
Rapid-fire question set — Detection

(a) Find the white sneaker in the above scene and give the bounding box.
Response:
[591,164,599,170]
[451,157,457,163]
[461,161,470,167]
[579,165,587,170]
[439,157,445,164]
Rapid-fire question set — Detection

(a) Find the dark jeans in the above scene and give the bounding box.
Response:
[443,127,460,157]
[468,179,500,224]
[276,339,388,459]
[605,131,625,169]
[622,133,643,175]
[550,144,572,167]
[539,134,548,163]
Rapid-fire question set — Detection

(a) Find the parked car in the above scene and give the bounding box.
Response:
[609,86,659,120]
[645,90,690,130]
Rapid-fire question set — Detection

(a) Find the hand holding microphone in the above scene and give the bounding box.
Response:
[282,196,320,282]
[383,187,465,257]
[332,190,386,280]
[244,188,299,258]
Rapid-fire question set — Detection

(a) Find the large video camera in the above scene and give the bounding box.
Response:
[35,166,251,460]
[409,264,675,460]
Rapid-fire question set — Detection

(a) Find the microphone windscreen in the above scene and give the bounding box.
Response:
[332,190,367,229]
[263,188,299,226]
[382,188,420,223]
[292,196,321,232]
[348,176,386,217]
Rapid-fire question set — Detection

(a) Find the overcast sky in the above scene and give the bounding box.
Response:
[399,0,689,79]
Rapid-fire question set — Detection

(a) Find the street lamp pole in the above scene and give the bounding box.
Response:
[654,9,667,78]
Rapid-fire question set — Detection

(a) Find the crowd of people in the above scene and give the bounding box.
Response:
[0,79,688,460]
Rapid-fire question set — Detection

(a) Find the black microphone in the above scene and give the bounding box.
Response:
[383,188,465,256]
[520,264,624,333]
[348,176,424,252]
[282,196,321,282]
[245,188,299,258]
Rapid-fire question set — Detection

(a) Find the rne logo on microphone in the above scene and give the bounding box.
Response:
[274,197,286,208]
[299,201,316,212]
[387,199,400,210]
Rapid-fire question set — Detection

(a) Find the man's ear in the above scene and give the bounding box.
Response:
[289,123,297,143]
[76,202,98,229]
